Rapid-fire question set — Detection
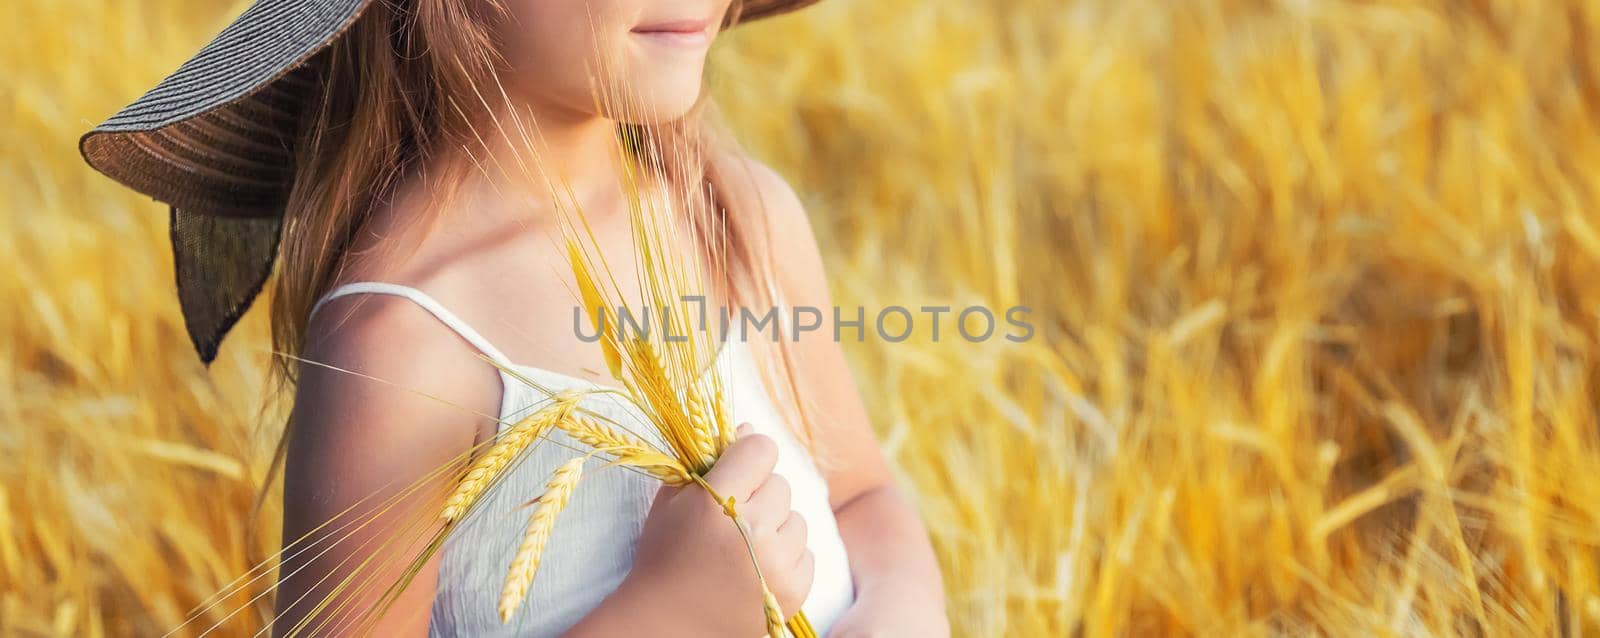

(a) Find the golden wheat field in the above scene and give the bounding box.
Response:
[5,0,1600,635]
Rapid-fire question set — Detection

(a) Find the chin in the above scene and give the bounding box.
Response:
[606,78,705,124]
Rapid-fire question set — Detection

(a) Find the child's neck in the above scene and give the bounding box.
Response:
[464,102,623,205]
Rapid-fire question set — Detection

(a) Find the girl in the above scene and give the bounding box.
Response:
[81,0,945,635]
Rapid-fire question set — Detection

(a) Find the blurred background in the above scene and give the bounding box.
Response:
[6,0,1600,635]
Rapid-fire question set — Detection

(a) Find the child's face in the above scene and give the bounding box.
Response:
[493,0,736,124]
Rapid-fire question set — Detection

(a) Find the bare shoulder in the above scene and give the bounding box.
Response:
[711,152,830,297]
[295,292,502,449]
[712,151,812,238]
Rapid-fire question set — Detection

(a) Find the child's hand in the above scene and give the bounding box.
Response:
[614,424,815,636]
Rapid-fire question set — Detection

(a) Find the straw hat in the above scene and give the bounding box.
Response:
[79,0,818,363]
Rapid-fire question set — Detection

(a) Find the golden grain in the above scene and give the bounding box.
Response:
[441,395,576,522]
[498,456,587,623]
[762,588,785,638]
[567,237,623,380]
[558,416,647,453]
[611,449,694,486]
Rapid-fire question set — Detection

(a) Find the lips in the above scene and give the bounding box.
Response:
[631,18,712,46]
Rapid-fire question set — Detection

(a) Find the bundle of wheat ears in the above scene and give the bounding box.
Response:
[430,123,817,636]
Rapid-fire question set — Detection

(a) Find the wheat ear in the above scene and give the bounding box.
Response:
[610,449,694,486]
[567,237,623,380]
[625,338,701,464]
[555,417,691,483]
[712,382,734,449]
[499,456,587,623]
[441,394,577,522]
[558,416,649,452]
[686,389,721,464]
[763,588,787,638]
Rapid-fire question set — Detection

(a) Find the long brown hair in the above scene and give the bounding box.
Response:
[261,0,819,470]
[271,0,508,378]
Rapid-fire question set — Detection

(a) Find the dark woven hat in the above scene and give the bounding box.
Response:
[80,0,819,364]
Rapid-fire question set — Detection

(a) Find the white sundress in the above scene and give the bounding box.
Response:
[308,281,856,636]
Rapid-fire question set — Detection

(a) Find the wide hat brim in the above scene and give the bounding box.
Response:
[80,0,819,364]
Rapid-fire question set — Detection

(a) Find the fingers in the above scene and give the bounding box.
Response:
[703,425,778,500]
[774,510,809,558]
[768,510,809,573]
[772,548,815,617]
[743,474,792,530]
[756,510,809,593]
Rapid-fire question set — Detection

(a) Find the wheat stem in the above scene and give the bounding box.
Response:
[685,474,815,638]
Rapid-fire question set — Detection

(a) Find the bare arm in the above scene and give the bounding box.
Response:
[720,156,949,635]
[272,297,500,637]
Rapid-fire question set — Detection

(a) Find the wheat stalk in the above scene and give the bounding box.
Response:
[554,201,817,636]
[499,456,588,623]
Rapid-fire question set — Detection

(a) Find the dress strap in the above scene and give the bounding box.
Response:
[308,281,514,368]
